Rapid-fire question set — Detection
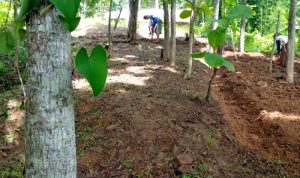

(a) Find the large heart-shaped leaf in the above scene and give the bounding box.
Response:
[191,52,206,58]
[208,27,226,50]
[223,60,235,72]
[50,0,81,32]
[203,53,224,68]
[59,16,81,32]
[75,45,108,96]
[17,0,42,20]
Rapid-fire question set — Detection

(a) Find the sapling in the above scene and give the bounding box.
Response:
[191,4,254,103]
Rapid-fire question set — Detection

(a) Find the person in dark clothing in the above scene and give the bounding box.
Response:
[143,15,162,41]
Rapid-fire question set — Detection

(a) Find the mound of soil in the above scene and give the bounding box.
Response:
[215,52,300,175]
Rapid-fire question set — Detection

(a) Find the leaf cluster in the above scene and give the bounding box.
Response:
[190,4,254,71]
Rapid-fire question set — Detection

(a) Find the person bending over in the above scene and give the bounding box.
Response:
[275,34,288,54]
[144,15,162,41]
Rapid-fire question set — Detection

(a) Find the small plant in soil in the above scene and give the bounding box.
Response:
[191,5,253,103]
[1,107,9,120]
[197,163,210,173]
[122,160,133,172]
[0,160,23,178]
[203,135,215,147]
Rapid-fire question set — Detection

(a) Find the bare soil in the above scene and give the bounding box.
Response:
[0,24,299,177]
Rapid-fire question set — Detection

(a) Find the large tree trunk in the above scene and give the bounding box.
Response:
[25,2,76,177]
[186,0,198,78]
[128,0,139,42]
[286,0,296,83]
[239,0,247,53]
[170,0,176,66]
[163,0,170,61]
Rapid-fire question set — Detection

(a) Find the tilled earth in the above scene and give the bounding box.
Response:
[0,25,299,177]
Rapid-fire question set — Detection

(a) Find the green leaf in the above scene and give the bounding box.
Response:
[50,0,81,32]
[17,0,42,20]
[203,53,224,68]
[75,45,108,96]
[192,52,206,58]
[18,29,26,41]
[180,10,192,19]
[223,60,235,71]
[59,16,81,32]
[208,27,226,50]
[0,29,16,55]
[198,5,212,16]
[183,2,193,9]
[228,5,253,19]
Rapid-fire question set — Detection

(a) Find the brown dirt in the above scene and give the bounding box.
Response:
[0,24,300,177]
[215,52,300,176]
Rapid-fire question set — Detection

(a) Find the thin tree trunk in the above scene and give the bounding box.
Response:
[170,0,176,66]
[186,0,198,78]
[229,27,235,50]
[211,0,220,30]
[286,0,296,83]
[260,8,263,35]
[113,4,123,30]
[108,0,113,55]
[163,0,170,61]
[155,0,159,9]
[25,2,76,177]
[206,68,218,103]
[269,11,280,73]
[13,0,26,99]
[209,0,220,52]
[239,0,247,53]
[128,0,139,41]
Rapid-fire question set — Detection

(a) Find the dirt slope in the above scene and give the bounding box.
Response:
[215,52,300,176]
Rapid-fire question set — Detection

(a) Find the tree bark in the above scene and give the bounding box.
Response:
[25,3,76,177]
[239,0,247,53]
[211,0,220,30]
[163,0,170,61]
[108,0,113,55]
[155,0,159,9]
[269,11,280,73]
[209,0,220,52]
[128,0,139,42]
[286,0,296,83]
[113,4,123,30]
[170,0,176,66]
[206,68,218,103]
[186,0,198,78]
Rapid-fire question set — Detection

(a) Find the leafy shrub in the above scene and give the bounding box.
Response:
[0,61,7,74]
[245,31,273,53]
